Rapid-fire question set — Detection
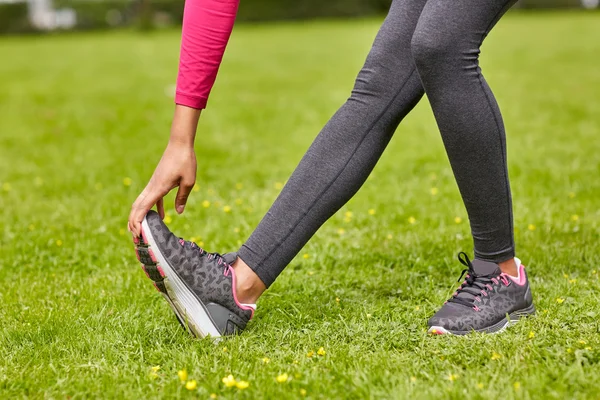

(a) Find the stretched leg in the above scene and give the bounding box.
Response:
[237,0,428,291]
[411,0,518,265]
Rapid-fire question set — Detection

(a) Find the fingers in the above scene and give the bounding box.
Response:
[175,178,194,214]
[129,188,162,237]
[157,197,165,219]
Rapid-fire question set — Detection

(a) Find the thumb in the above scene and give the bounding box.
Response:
[175,181,194,214]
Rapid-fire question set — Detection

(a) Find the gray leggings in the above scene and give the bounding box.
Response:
[238,0,517,287]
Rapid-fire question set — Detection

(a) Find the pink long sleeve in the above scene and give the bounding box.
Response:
[175,0,240,109]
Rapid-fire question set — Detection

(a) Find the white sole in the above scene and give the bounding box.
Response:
[141,216,221,338]
[428,304,536,335]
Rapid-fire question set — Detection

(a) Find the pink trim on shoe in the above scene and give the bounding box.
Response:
[227,265,255,319]
[503,264,527,286]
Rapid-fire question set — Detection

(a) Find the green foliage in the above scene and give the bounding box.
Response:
[1,13,600,399]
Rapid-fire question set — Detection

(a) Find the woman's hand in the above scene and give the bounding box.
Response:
[128,105,201,237]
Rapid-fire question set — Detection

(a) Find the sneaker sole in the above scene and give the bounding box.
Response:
[428,303,536,335]
[134,216,221,339]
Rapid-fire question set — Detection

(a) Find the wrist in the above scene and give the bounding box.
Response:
[169,104,202,146]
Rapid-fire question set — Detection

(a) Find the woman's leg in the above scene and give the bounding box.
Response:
[236,0,428,293]
[410,0,535,335]
[410,0,518,267]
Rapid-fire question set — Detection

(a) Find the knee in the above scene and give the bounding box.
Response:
[410,29,454,70]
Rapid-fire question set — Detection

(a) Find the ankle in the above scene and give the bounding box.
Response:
[499,258,519,277]
[231,257,266,304]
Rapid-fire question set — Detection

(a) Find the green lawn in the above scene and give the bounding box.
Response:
[1,11,600,399]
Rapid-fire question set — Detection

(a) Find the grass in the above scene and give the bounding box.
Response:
[1,11,600,400]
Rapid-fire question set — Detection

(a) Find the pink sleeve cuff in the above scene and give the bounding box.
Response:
[175,91,208,109]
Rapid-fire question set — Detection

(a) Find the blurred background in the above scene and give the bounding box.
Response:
[1,0,599,34]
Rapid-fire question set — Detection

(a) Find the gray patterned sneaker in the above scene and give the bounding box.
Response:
[133,210,255,338]
[428,252,535,335]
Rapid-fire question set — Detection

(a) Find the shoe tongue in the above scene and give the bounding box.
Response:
[471,259,501,276]
[455,259,501,301]
[223,252,238,265]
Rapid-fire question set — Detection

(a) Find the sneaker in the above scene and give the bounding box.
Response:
[428,252,535,335]
[133,210,255,338]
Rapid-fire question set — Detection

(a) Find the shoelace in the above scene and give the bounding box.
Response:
[447,252,510,311]
[178,238,231,270]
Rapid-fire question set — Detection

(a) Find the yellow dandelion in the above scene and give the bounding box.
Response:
[262,357,270,364]
[149,371,158,380]
[513,382,521,391]
[210,394,218,399]
[151,365,160,372]
[236,380,250,389]
[164,215,172,224]
[307,350,315,358]
[274,182,283,190]
[276,373,288,383]
[56,240,63,247]
[336,297,340,303]
[366,313,372,318]
[447,374,459,382]
[571,214,579,222]
[198,241,204,247]
[344,211,353,218]
[317,347,326,356]
[568,192,576,198]
[556,298,565,304]
[303,253,310,259]
[235,198,243,205]
[386,234,393,240]
[2,183,11,192]
[410,376,417,383]
[408,216,416,224]
[337,228,345,235]
[185,380,197,390]
[193,183,200,192]
[300,389,307,396]
[569,279,577,284]
[454,217,462,224]
[235,182,243,190]
[202,200,211,208]
[477,383,484,389]
[585,346,592,351]
[415,306,420,311]
[178,369,187,382]
[223,205,232,213]
[528,331,535,339]
[29,224,35,231]
[491,352,502,360]
[592,270,597,275]
[368,209,376,215]
[343,216,352,223]
[567,348,573,354]
[578,340,587,345]
[293,360,299,364]
[308,271,315,276]
[430,187,439,195]
[222,374,236,388]
[234,227,240,233]
[528,224,536,231]
[222,347,228,352]
[563,273,569,279]
[123,177,132,186]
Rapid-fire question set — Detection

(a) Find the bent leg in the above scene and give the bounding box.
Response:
[411,0,518,262]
